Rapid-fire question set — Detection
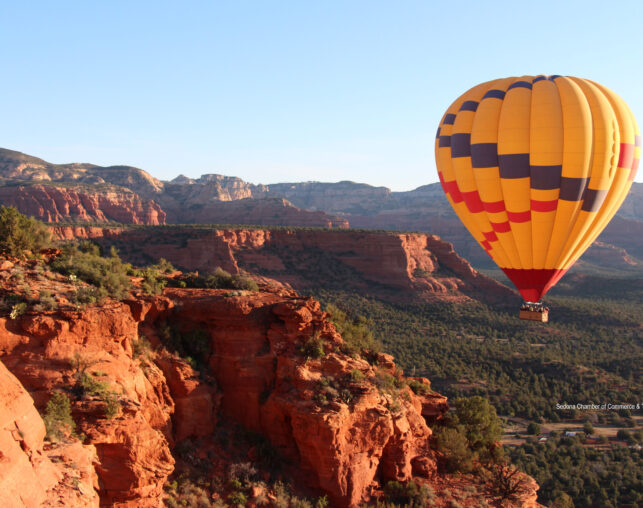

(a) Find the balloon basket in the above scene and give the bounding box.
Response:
[519,302,549,322]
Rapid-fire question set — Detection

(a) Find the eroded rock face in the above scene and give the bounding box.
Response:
[51,226,517,304]
[0,302,177,506]
[0,185,165,225]
[154,356,221,442]
[158,289,448,506]
[0,360,99,507]
[0,360,61,507]
[3,288,438,506]
[0,272,541,507]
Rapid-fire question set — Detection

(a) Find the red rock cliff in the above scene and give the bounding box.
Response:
[0,359,99,507]
[51,226,516,303]
[0,258,539,507]
[148,289,446,505]
[0,185,166,225]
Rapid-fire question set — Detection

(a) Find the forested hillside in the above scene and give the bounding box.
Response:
[309,272,643,507]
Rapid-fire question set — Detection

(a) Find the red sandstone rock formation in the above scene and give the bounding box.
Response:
[580,241,639,269]
[0,300,177,506]
[3,147,640,271]
[144,289,447,506]
[0,360,61,506]
[51,226,516,303]
[0,360,99,507]
[0,185,166,225]
[0,258,540,507]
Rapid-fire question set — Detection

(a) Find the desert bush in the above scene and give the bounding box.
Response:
[299,333,325,359]
[228,491,247,507]
[0,293,24,314]
[141,267,167,295]
[0,206,51,257]
[374,370,405,394]
[383,480,433,507]
[435,426,474,473]
[78,370,108,394]
[10,269,25,283]
[152,258,175,273]
[71,286,107,307]
[526,422,541,435]
[51,241,131,300]
[157,321,210,368]
[326,303,381,357]
[70,354,121,419]
[375,371,396,391]
[34,289,57,311]
[407,379,430,395]
[434,396,503,472]
[229,462,258,484]
[339,388,353,404]
[270,481,327,508]
[103,391,120,419]
[450,396,502,456]
[313,392,328,406]
[9,301,27,319]
[484,462,533,504]
[273,482,291,508]
[43,392,75,441]
[163,476,211,508]
[315,375,357,406]
[182,267,258,291]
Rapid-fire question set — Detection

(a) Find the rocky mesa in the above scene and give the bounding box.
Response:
[50,226,517,304]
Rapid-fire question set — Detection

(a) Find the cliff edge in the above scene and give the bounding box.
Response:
[0,255,539,507]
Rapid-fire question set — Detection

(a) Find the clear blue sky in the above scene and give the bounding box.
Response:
[1,1,642,191]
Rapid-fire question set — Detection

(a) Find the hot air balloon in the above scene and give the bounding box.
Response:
[435,75,640,321]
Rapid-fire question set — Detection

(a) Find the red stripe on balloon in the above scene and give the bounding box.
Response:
[491,221,511,233]
[483,200,506,213]
[531,199,558,212]
[444,180,463,203]
[482,230,498,242]
[618,142,635,169]
[481,239,492,251]
[462,190,485,213]
[507,210,531,222]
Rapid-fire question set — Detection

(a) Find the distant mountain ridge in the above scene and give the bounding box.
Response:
[0,147,164,195]
[1,146,641,271]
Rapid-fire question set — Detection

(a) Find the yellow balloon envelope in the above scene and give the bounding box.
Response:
[435,75,640,302]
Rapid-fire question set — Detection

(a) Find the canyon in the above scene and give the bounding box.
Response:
[1,147,640,273]
[50,225,517,305]
[0,256,542,507]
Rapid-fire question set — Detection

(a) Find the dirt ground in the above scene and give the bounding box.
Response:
[501,415,643,446]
